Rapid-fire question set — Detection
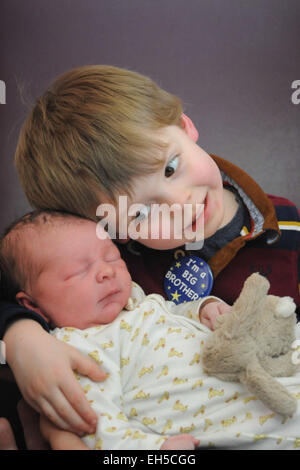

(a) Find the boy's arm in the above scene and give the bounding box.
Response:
[40,417,89,450]
[41,411,198,450]
[0,300,50,339]
[0,301,49,381]
[0,300,48,382]
[0,418,18,450]
[3,318,107,435]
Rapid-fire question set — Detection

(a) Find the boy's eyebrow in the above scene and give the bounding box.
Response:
[164,140,178,161]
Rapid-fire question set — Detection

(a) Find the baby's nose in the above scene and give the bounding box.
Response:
[96,263,114,282]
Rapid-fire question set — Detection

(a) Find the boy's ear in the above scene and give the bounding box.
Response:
[15,291,50,322]
[181,114,199,142]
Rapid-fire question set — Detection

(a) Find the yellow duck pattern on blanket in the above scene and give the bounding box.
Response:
[53,283,300,450]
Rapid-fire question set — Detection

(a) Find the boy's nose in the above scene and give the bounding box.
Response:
[96,263,114,283]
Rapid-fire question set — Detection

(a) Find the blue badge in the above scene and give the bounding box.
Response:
[164,256,213,304]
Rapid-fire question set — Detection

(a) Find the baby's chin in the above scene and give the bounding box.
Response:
[80,303,122,329]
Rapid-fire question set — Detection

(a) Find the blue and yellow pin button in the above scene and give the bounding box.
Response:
[164,256,213,304]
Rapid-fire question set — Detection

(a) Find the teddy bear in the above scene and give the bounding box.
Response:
[202,273,299,416]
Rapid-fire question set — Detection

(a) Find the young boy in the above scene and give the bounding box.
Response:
[0,65,299,440]
[2,210,300,450]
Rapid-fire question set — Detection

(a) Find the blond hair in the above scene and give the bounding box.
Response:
[15,65,183,219]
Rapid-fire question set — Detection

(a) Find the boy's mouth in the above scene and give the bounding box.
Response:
[191,195,208,231]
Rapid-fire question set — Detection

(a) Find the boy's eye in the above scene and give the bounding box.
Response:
[165,155,179,178]
[134,205,151,222]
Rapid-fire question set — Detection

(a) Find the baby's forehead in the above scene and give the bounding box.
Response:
[19,216,94,254]
[45,218,115,253]
[18,216,117,265]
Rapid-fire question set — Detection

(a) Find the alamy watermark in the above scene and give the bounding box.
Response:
[0,80,6,104]
[291,80,300,105]
[0,341,6,364]
[96,196,205,250]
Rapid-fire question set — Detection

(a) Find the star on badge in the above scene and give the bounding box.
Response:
[171,290,181,302]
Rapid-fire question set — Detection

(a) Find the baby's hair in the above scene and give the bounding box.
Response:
[0,209,90,302]
[15,65,183,219]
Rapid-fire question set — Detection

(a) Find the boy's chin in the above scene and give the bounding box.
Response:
[136,237,202,251]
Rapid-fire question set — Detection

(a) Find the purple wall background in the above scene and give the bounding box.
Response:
[1,0,299,232]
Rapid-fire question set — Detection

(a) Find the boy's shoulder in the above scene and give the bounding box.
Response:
[212,153,299,234]
[212,154,298,210]
[267,193,299,219]
[268,194,297,206]
[265,193,300,254]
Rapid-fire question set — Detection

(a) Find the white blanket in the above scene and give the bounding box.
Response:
[53,283,300,450]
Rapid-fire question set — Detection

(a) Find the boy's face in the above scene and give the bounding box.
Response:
[18,220,132,328]
[103,117,225,250]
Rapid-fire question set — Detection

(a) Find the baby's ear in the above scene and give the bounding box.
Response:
[15,291,49,322]
[181,114,199,142]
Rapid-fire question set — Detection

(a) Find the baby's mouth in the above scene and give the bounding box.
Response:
[98,285,120,303]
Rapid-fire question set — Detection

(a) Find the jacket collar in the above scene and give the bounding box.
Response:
[208,155,281,277]
[211,154,280,241]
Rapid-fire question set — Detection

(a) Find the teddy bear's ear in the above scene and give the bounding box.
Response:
[223,273,270,338]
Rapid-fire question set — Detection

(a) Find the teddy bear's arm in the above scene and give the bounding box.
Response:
[213,311,232,330]
[239,360,297,416]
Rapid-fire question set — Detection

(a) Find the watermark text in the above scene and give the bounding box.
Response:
[291,80,300,105]
[0,80,6,104]
[96,196,205,250]
[0,341,6,364]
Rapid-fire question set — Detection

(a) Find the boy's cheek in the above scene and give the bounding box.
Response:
[120,215,201,249]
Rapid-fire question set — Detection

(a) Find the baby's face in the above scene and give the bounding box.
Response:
[25,220,132,328]
[99,121,225,250]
